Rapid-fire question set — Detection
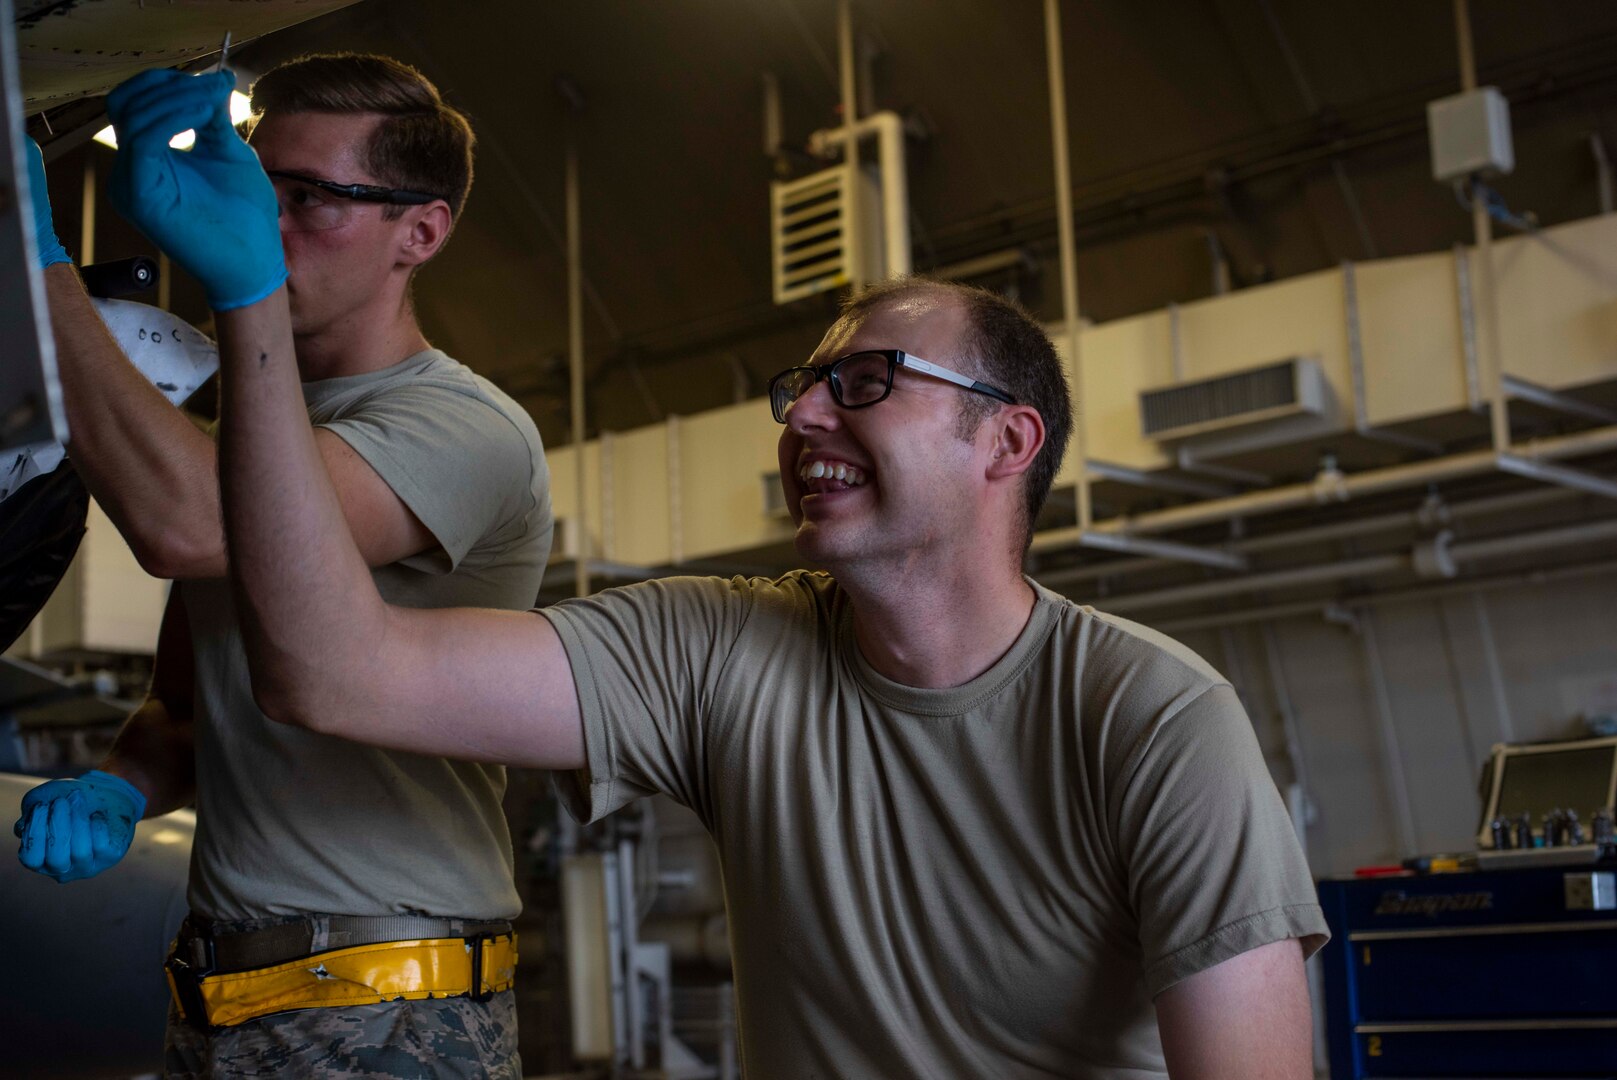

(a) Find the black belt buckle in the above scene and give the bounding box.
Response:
[166,932,218,1032]
[467,932,497,1002]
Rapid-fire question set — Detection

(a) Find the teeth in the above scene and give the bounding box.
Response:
[798,460,868,486]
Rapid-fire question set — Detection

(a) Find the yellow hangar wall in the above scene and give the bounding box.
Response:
[14,212,1617,654]
[548,212,1617,568]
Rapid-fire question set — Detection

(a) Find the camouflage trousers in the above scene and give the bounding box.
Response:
[163,990,521,1078]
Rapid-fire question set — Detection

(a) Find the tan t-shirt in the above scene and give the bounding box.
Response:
[185,349,551,921]
[542,572,1327,1078]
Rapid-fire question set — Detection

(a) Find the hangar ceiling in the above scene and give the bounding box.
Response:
[23,0,1617,447]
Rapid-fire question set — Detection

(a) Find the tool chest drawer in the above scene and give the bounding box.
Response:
[1319,867,1617,1078]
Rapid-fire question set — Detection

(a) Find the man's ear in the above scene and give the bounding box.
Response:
[986,405,1044,481]
[398,201,453,268]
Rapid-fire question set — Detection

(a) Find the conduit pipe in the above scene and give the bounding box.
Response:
[1036,424,1617,541]
[835,0,863,289]
[1044,0,1091,531]
[808,111,911,280]
[1095,514,1617,616]
[1155,556,1617,637]
[1035,484,1581,588]
[565,125,588,598]
[1454,0,1512,454]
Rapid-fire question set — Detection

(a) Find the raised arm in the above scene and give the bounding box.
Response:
[28,142,432,579]
[106,68,584,769]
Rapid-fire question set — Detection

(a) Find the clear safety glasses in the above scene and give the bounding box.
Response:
[768,349,1016,424]
[267,170,448,233]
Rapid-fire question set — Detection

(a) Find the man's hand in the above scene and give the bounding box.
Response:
[106,68,286,311]
[14,770,148,883]
[25,138,71,268]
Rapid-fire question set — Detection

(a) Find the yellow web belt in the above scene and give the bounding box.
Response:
[166,933,518,1029]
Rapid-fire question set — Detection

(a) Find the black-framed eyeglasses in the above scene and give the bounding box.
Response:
[768,349,1016,424]
[265,170,447,207]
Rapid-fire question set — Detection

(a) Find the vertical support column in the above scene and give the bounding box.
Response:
[1168,302,1184,383]
[600,431,616,563]
[79,153,95,266]
[565,129,589,597]
[618,838,644,1070]
[837,0,863,291]
[1044,0,1090,531]
[1451,244,1481,409]
[1342,261,1370,432]
[875,114,911,278]
[666,414,683,566]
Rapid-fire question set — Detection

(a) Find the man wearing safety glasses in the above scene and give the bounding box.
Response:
[106,60,1323,1079]
[15,55,550,1077]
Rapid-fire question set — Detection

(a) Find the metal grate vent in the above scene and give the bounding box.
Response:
[1139,357,1325,441]
[771,166,853,304]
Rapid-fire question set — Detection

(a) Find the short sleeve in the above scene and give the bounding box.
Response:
[1114,683,1329,996]
[318,384,536,572]
[539,576,755,827]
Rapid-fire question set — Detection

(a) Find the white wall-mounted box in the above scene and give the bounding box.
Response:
[1428,87,1514,181]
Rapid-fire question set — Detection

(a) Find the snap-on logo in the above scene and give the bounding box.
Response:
[1374,891,1494,916]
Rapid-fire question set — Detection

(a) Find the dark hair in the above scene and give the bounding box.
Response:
[247,53,475,227]
[837,278,1073,551]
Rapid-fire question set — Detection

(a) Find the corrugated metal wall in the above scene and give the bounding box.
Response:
[1172,570,1617,877]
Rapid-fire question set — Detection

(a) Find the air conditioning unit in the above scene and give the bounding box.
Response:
[1139,357,1328,442]
[552,516,580,561]
[761,472,790,519]
[771,166,855,303]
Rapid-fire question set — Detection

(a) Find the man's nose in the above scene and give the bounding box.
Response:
[785,376,839,434]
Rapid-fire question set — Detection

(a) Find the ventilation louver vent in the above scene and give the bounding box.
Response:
[1139,357,1326,441]
[772,166,854,304]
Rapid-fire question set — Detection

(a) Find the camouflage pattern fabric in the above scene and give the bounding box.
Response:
[163,990,521,1079]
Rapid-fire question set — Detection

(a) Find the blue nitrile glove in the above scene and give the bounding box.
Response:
[14,769,148,883]
[25,137,71,268]
[106,67,286,311]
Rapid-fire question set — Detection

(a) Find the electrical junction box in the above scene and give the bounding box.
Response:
[1427,86,1514,181]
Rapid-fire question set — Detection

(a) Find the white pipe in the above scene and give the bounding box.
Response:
[837,0,862,291]
[812,112,910,279]
[566,136,589,598]
[1035,485,1577,587]
[1155,557,1617,636]
[1453,0,1511,455]
[1044,0,1091,531]
[1079,512,1617,616]
[1101,553,1411,614]
[1063,425,1617,539]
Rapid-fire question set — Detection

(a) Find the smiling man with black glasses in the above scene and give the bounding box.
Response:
[15,53,551,1077]
[112,69,1324,1071]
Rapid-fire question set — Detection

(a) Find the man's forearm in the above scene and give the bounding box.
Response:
[46,264,226,578]
[101,698,195,817]
[215,292,388,725]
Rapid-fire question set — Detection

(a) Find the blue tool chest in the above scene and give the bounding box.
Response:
[1318,865,1617,1076]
